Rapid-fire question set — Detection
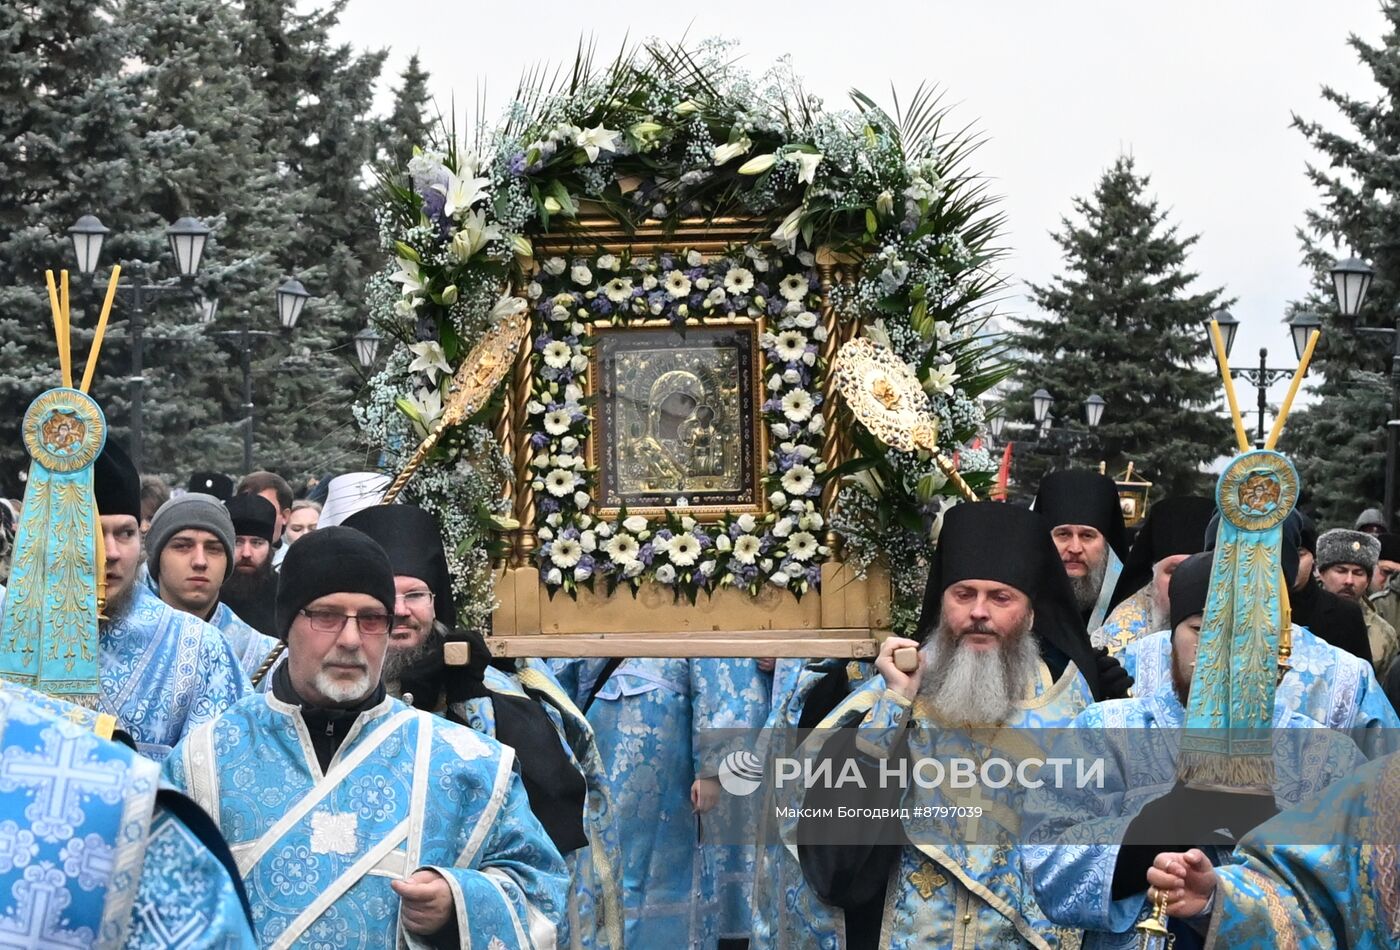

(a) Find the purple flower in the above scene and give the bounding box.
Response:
[508,152,528,176]
[530,431,549,449]
[806,563,822,588]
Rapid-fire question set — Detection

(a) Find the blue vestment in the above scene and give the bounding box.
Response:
[795,663,1095,949]
[100,584,251,761]
[1204,751,1400,948]
[551,657,770,950]
[1021,687,1365,949]
[453,658,623,950]
[207,602,280,691]
[0,686,254,947]
[1119,625,1400,755]
[163,691,568,948]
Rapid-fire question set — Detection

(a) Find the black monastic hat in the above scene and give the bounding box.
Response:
[1032,469,1128,560]
[225,493,277,543]
[342,504,456,627]
[1107,496,1216,610]
[93,440,140,520]
[916,501,1106,700]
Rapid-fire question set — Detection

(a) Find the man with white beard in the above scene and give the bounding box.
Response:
[795,502,1132,950]
[1092,496,1215,653]
[1033,470,1129,631]
[161,526,568,946]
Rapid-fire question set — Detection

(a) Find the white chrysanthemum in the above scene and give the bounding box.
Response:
[550,539,583,569]
[667,534,701,567]
[723,267,754,295]
[544,469,576,497]
[605,534,640,563]
[604,277,634,303]
[781,464,815,496]
[787,531,819,562]
[664,270,692,298]
[543,341,572,369]
[543,411,572,436]
[781,390,814,422]
[732,534,762,565]
[778,274,809,302]
[774,330,807,362]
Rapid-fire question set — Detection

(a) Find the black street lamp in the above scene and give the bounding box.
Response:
[68,214,212,470]
[1329,254,1400,528]
[207,281,314,473]
[1208,309,1315,449]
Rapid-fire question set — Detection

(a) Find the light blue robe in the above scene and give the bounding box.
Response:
[1203,751,1399,948]
[1021,687,1366,949]
[163,691,568,948]
[101,584,250,761]
[751,658,873,950]
[796,662,1095,950]
[0,686,254,947]
[551,657,770,950]
[1119,625,1400,756]
[1091,584,1154,654]
[207,602,281,691]
[452,659,624,950]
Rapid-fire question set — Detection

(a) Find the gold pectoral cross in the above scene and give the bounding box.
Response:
[908,861,947,899]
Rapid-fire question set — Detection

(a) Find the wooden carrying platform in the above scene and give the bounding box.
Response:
[488,213,887,659]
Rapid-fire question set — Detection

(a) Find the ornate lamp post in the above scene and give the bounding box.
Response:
[1210,309,1319,449]
[68,214,212,469]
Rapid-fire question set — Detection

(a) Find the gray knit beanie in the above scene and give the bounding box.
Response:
[147,492,237,581]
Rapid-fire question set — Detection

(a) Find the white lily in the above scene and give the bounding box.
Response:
[489,294,528,323]
[389,258,426,296]
[435,170,492,218]
[579,125,621,162]
[771,206,804,250]
[450,209,501,262]
[407,341,452,384]
[924,362,961,396]
[712,136,753,166]
[406,387,443,436]
[738,153,777,175]
[789,151,823,184]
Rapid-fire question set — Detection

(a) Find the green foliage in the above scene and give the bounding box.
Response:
[1004,156,1230,498]
[1285,3,1400,524]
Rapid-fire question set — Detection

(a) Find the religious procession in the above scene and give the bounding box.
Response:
[3,7,1400,949]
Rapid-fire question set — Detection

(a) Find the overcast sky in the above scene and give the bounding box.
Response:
[329,0,1390,423]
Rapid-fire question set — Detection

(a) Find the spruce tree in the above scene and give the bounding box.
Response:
[1005,156,1230,498]
[234,0,389,476]
[1284,4,1400,525]
[381,54,435,168]
[0,0,150,493]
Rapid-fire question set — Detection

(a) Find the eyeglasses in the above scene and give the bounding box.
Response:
[396,590,434,607]
[297,608,391,637]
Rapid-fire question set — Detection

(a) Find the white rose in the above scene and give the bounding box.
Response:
[738,514,757,532]
[580,531,597,552]
[770,490,787,507]
[574,490,591,508]
[596,253,619,271]
[770,423,791,439]
[561,436,579,453]
[538,526,554,541]
[623,515,648,533]
[795,310,818,328]
[546,568,563,585]
[773,518,794,538]
[655,564,677,584]
[769,571,791,587]
[571,264,592,285]
[543,257,567,275]
[716,534,732,552]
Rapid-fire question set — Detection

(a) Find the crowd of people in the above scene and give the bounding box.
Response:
[0,442,1395,949]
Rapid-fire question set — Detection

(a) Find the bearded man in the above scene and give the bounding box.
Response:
[161,526,568,946]
[219,493,279,637]
[1092,496,1215,653]
[795,502,1131,950]
[1033,470,1129,630]
[1024,551,1364,949]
